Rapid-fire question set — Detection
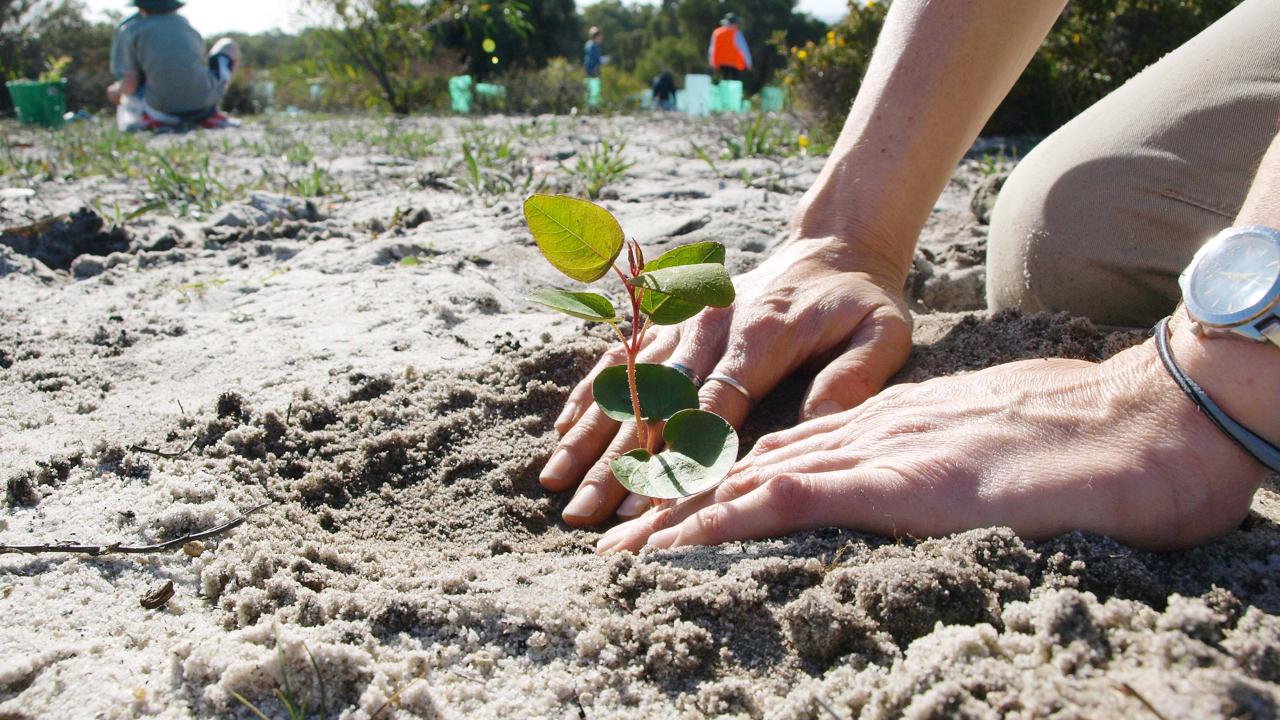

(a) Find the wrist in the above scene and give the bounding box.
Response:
[778,230,911,296]
[1167,307,1280,451]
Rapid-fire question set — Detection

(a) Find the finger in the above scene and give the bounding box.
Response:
[663,305,733,383]
[555,344,627,434]
[596,494,715,553]
[802,306,912,419]
[615,492,651,519]
[562,422,642,526]
[540,405,619,492]
[598,461,775,554]
[555,328,680,435]
[646,469,906,549]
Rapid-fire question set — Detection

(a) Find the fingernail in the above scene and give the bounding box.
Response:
[811,400,843,418]
[646,527,679,549]
[596,529,628,554]
[554,401,579,432]
[616,494,649,518]
[564,484,603,520]
[540,448,572,484]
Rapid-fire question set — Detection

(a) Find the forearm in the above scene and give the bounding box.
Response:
[794,0,1065,283]
[1173,128,1280,449]
[119,72,140,97]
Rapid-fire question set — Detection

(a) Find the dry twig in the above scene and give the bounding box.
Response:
[0,502,269,556]
[127,437,199,458]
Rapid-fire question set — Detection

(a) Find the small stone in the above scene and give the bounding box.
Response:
[182,540,205,557]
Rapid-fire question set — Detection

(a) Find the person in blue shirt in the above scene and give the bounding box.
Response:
[583,27,604,79]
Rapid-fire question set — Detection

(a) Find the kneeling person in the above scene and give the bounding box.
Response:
[107,0,240,129]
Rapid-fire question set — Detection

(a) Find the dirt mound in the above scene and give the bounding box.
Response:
[0,207,129,271]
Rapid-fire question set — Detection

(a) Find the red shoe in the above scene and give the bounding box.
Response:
[200,112,237,129]
[140,113,168,130]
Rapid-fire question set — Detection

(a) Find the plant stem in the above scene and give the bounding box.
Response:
[617,259,649,449]
[625,349,647,449]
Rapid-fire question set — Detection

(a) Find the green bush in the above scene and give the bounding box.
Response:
[780,0,1242,139]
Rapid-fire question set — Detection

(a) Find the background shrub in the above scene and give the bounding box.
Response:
[780,0,1243,139]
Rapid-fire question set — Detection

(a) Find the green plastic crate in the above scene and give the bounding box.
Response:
[6,79,67,128]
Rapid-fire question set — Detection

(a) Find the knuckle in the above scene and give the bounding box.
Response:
[751,431,786,455]
[692,503,735,540]
[763,473,816,515]
[718,468,762,501]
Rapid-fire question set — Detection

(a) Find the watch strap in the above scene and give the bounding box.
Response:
[1155,316,1280,474]
[1261,317,1280,349]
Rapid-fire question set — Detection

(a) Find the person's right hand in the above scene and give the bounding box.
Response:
[540,234,914,527]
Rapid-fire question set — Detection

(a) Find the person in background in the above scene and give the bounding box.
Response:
[651,71,677,111]
[583,27,604,79]
[106,0,240,130]
[708,12,752,81]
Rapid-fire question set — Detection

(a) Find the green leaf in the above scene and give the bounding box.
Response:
[609,409,738,499]
[629,264,735,323]
[645,241,726,270]
[592,363,698,422]
[640,242,726,325]
[528,287,617,322]
[523,194,624,283]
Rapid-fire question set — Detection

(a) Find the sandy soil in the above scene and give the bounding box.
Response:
[1,115,1278,719]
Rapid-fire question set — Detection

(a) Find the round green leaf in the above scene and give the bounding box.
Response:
[523,194,624,283]
[630,263,735,311]
[640,242,727,325]
[528,287,616,322]
[609,409,738,499]
[592,363,698,422]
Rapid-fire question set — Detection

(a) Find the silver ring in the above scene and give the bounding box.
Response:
[666,362,703,386]
[704,373,753,403]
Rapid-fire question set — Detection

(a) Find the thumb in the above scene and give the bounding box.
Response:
[801,306,912,420]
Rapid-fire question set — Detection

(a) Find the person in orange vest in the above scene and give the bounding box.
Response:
[708,12,752,81]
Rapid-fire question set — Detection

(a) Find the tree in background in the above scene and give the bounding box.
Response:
[307,0,530,114]
[783,0,1245,139]
[437,0,580,81]
[2,0,115,114]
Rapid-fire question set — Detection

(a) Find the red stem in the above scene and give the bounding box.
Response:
[617,261,648,449]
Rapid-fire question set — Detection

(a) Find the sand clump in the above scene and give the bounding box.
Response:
[1,115,1278,718]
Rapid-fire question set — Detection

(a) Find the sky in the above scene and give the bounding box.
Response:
[82,0,849,37]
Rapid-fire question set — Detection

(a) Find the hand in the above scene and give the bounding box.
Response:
[541,235,913,527]
[596,338,1269,553]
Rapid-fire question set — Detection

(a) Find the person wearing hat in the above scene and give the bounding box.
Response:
[708,12,752,81]
[106,0,241,129]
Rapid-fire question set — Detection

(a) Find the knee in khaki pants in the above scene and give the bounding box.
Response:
[986,139,1197,329]
[986,0,1280,329]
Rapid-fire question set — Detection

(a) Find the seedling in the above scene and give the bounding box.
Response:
[524,194,738,500]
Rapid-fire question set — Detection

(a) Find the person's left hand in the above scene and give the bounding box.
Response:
[596,338,1269,553]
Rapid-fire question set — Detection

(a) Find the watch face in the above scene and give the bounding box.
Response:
[1189,228,1280,320]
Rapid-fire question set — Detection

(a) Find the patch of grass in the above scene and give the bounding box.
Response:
[452,127,543,199]
[567,138,633,200]
[270,163,342,198]
[718,113,795,160]
[230,645,328,720]
[147,154,233,218]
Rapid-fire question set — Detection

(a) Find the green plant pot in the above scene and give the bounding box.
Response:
[6,79,67,129]
[449,75,473,114]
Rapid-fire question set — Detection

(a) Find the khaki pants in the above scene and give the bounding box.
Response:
[987,0,1280,328]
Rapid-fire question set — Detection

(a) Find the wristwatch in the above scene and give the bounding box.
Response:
[1179,225,1280,348]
